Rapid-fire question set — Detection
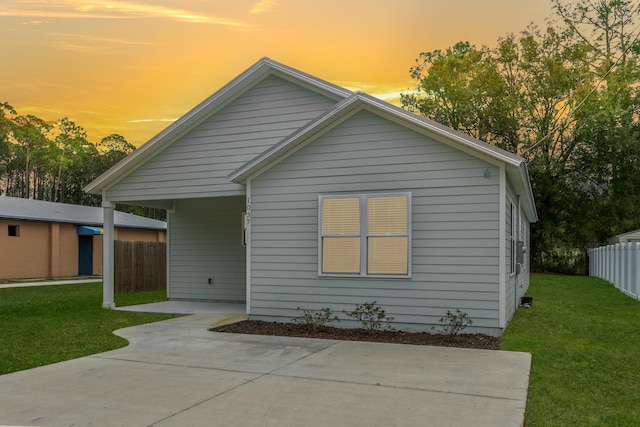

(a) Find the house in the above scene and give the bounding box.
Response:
[608,229,640,244]
[0,196,166,280]
[85,58,537,335]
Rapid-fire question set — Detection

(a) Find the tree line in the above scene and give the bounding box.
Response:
[402,0,640,274]
[3,0,637,274]
[0,103,135,207]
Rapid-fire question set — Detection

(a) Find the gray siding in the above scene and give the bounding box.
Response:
[521,218,531,290]
[505,184,517,322]
[106,75,336,201]
[168,196,246,301]
[505,183,531,324]
[249,110,502,333]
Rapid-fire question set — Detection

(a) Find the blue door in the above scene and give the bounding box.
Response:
[78,235,93,276]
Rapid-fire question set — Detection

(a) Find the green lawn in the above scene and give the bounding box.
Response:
[3,276,640,425]
[0,283,173,375]
[501,274,640,426]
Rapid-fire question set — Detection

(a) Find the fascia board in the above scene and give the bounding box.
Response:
[518,162,539,222]
[505,164,538,223]
[264,58,353,100]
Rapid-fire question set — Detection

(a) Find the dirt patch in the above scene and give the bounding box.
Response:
[210,320,500,350]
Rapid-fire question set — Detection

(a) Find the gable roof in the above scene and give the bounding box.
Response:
[228,92,538,222]
[84,57,537,223]
[85,57,352,195]
[0,197,166,230]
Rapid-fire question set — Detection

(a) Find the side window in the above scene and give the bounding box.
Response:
[8,225,19,237]
[510,203,516,274]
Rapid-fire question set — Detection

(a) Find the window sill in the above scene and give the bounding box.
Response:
[319,273,412,279]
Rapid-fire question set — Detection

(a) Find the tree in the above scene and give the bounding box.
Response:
[555,0,640,259]
[401,41,519,152]
[0,102,17,195]
[51,118,92,203]
[97,133,135,166]
[0,104,148,215]
[403,0,640,273]
[552,0,640,63]
[9,114,52,199]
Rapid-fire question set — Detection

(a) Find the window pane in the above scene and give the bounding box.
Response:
[322,198,360,234]
[323,237,360,273]
[368,196,407,234]
[368,237,408,275]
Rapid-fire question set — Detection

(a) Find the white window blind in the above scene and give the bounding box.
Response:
[322,197,360,234]
[367,195,408,275]
[368,195,407,234]
[321,197,361,274]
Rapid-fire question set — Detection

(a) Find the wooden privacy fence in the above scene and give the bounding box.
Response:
[115,240,166,293]
[589,243,640,300]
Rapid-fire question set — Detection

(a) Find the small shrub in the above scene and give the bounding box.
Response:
[436,309,473,342]
[344,301,395,333]
[293,307,339,332]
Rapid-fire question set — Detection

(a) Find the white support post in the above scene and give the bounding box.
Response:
[102,199,115,309]
[245,179,252,316]
[498,165,506,329]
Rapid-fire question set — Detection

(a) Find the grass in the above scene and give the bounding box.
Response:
[501,274,640,426]
[0,282,174,376]
[115,288,168,306]
[3,275,640,425]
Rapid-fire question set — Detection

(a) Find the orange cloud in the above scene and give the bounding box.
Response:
[1,0,250,26]
[250,0,277,14]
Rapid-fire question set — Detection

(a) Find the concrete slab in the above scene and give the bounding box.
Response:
[275,340,530,400]
[0,315,531,427]
[103,315,336,374]
[0,357,258,427]
[114,300,246,316]
[154,373,526,427]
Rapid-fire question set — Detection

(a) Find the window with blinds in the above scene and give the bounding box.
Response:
[320,193,411,277]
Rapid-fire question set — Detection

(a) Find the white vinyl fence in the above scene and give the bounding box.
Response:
[589,243,640,300]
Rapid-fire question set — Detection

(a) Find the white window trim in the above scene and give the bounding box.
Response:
[318,192,412,278]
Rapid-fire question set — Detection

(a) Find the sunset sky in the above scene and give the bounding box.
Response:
[1,0,555,147]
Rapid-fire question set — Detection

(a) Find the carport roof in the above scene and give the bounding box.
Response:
[0,196,166,230]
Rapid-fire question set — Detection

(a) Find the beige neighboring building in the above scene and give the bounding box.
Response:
[0,196,166,280]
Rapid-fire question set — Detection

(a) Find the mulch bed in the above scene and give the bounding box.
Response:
[210,320,500,350]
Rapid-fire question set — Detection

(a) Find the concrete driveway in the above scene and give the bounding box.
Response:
[0,315,530,427]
